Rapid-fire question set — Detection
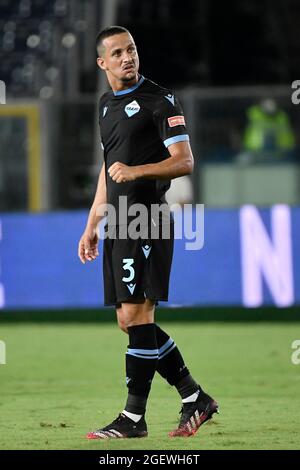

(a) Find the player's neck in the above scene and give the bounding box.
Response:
[109,74,140,93]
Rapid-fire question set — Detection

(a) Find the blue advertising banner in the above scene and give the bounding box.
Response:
[0,205,299,309]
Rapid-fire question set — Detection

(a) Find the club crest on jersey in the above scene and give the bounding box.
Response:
[125,100,140,117]
[103,106,108,117]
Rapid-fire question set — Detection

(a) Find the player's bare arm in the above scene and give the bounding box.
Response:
[107,141,194,183]
[78,164,106,264]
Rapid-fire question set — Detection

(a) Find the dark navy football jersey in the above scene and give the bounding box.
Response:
[98,75,190,215]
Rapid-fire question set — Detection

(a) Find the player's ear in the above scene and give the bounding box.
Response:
[97,57,106,71]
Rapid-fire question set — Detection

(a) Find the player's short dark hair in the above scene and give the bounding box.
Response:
[96,26,130,56]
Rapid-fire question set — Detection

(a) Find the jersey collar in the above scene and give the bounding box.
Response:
[113,75,145,96]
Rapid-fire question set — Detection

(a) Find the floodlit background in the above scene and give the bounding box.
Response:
[0,0,299,451]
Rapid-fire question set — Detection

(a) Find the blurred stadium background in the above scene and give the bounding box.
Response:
[0,0,300,451]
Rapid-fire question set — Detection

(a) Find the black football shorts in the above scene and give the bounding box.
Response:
[103,222,174,307]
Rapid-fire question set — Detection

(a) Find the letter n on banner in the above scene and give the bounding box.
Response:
[240,205,294,307]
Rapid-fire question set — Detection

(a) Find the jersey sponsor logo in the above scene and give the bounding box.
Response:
[142,244,152,259]
[168,115,186,127]
[103,106,108,117]
[126,283,136,295]
[124,100,140,117]
[164,94,175,106]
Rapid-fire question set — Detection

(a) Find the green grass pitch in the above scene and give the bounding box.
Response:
[0,321,299,450]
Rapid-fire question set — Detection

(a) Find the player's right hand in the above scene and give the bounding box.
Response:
[78,228,99,264]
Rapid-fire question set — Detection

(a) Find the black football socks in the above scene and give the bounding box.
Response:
[155,324,201,401]
[124,323,158,418]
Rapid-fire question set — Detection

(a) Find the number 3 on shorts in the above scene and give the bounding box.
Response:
[122,258,135,282]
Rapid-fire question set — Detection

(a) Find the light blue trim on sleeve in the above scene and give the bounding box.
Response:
[163,134,189,148]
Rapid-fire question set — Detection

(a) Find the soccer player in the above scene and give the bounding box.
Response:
[78,26,218,439]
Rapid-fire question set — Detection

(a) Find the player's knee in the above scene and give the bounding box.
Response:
[117,318,128,333]
[117,301,155,332]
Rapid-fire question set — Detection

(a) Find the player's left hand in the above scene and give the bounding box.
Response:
[108,162,139,183]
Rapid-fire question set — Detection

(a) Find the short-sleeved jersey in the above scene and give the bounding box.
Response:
[98,75,190,217]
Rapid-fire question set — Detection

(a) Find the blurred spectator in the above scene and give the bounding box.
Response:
[240,98,296,162]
